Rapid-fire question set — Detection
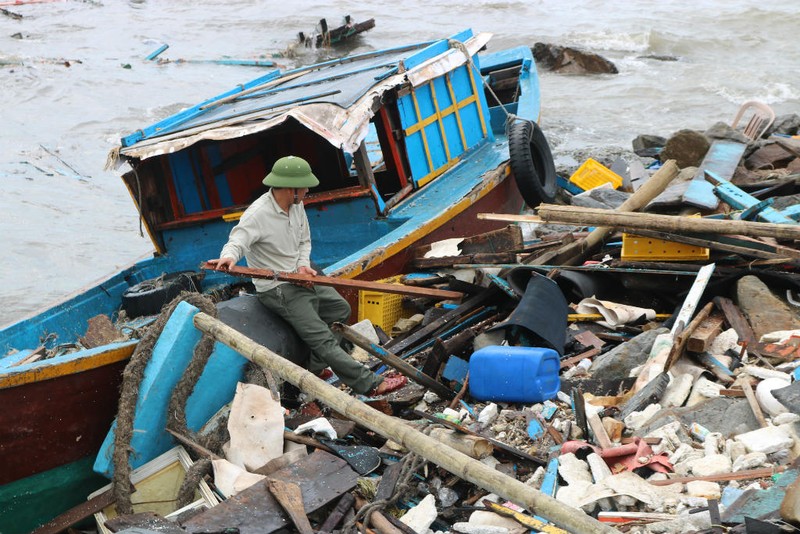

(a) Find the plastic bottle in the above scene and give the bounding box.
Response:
[468,346,560,403]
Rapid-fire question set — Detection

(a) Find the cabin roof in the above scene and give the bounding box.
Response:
[112,31,491,165]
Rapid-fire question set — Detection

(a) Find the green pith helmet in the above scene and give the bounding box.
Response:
[262,155,319,188]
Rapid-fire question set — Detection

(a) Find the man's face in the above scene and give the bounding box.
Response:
[293,187,309,204]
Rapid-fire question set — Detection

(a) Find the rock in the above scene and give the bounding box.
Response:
[661,373,694,408]
[735,425,795,455]
[686,376,724,406]
[591,327,667,379]
[704,121,751,144]
[624,403,662,431]
[635,396,760,438]
[773,380,800,413]
[732,451,768,472]
[532,42,618,74]
[688,454,732,477]
[768,113,800,136]
[660,129,710,168]
[632,134,667,158]
[570,185,629,209]
[400,494,438,534]
[686,480,721,500]
[736,275,800,340]
[780,476,800,524]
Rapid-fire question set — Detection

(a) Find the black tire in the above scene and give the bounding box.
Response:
[121,271,202,318]
[508,120,557,207]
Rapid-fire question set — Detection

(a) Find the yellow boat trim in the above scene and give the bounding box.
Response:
[338,163,509,279]
[410,90,434,176]
[0,343,135,390]
[429,80,452,164]
[466,63,488,138]
[445,72,468,154]
[223,211,245,222]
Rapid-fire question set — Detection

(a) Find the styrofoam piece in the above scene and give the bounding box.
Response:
[755,377,792,417]
[742,365,792,381]
[735,425,795,454]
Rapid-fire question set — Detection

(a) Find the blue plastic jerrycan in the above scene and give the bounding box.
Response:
[468,345,560,403]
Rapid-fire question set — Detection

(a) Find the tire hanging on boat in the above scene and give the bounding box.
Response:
[508,120,557,207]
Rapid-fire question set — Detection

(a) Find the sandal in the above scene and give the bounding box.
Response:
[369,373,408,396]
[315,368,334,380]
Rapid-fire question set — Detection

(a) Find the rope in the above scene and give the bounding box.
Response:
[112,291,218,514]
[446,39,534,140]
[342,451,426,534]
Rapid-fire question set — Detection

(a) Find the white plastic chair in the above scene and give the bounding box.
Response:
[731,100,775,141]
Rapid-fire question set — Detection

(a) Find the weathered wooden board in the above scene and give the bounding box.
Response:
[182,451,358,534]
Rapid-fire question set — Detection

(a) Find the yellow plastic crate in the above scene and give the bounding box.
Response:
[569,158,623,190]
[358,290,405,332]
[621,233,710,261]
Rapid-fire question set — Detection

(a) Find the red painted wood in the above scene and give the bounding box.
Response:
[0,359,127,485]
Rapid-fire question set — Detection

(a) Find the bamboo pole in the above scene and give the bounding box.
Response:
[529,204,800,240]
[192,312,617,534]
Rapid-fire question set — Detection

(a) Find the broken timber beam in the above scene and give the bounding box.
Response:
[192,312,614,534]
[202,263,463,301]
[530,204,800,240]
[482,159,680,266]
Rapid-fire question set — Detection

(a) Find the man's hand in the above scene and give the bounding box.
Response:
[297,266,317,276]
[295,265,317,288]
[206,258,236,271]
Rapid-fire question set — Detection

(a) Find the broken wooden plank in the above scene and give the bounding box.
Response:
[411,252,517,269]
[317,492,355,534]
[528,204,800,241]
[683,140,747,210]
[688,312,737,353]
[30,486,118,534]
[649,465,789,486]
[739,376,769,428]
[202,263,463,301]
[385,286,500,354]
[183,451,358,534]
[714,296,757,345]
[267,479,315,534]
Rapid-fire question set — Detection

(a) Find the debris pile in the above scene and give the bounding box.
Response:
[38,108,800,534]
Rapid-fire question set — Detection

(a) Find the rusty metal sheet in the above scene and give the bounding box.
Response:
[182,451,358,534]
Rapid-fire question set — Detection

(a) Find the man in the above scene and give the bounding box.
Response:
[207,155,406,396]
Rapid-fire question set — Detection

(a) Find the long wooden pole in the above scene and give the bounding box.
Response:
[331,323,456,400]
[529,204,800,240]
[192,312,616,534]
[202,263,463,301]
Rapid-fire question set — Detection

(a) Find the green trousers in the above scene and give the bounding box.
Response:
[257,283,381,395]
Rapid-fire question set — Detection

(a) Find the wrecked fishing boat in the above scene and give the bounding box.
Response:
[0,28,556,531]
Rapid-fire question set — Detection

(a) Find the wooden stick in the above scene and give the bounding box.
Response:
[202,263,463,301]
[166,428,220,460]
[267,479,315,534]
[448,372,469,409]
[649,465,788,486]
[739,377,769,428]
[192,312,613,533]
[318,492,355,534]
[332,323,456,400]
[519,204,800,241]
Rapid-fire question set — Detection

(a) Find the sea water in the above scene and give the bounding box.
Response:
[1,0,799,325]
